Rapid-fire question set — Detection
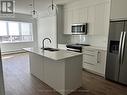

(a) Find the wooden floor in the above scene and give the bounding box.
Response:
[2,53,127,95]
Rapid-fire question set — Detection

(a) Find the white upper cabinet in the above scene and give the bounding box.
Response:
[72,7,88,24]
[72,8,79,24]
[79,8,88,23]
[87,2,110,36]
[63,0,110,35]
[110,0,127,19]
[63,9,72,34]
[87,6,95,35]
[94,3,107,36]
[64,7,88,34]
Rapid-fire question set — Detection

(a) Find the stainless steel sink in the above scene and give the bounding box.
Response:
[41,47,59,52]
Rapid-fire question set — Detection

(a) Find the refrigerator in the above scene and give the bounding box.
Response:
[0,46,5,95]
[106,20,127,85]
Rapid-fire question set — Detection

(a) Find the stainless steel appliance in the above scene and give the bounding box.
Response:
[66,43,90,52]
[71,23,88,35]
[106,20,127,85]
[0,46,5,95]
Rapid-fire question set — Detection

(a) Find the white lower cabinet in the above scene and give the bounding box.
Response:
[83,47,107,76]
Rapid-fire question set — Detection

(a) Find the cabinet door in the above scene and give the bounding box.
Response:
[72,7,87,24]
[87,6,95,35]
[79,8,87,23]
[111,0,127,19]
[64,9,72,34]
[96,50,107,76]
[87,2,110,36]
[94,3,106,36]
[83,49,98,72]
[72,8,79,24]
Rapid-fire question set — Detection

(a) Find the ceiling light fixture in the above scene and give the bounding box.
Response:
[48,0,57,16]
[31,0,37,18]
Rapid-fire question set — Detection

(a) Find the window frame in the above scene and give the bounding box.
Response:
[0,20,33,43]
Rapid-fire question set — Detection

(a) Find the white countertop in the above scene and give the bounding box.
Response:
[23,47,82,61]
[58,44,107,51]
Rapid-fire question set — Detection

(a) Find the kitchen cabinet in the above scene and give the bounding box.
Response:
[72,8,79,24]
[63,9,72,34]
[110,0,127,19]
[94,4,105,35]
[87,6,95,35]
[96,50,107,76]
[63,2,110,35]
[94,3,109,36]
[79,8,88,23]
[72,7,87,24]
[83,47,107,76]
[83,48,99,73]
[63,7,87,34]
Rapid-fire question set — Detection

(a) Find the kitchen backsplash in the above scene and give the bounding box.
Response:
[67,35,108,48]
[70,35,90,44]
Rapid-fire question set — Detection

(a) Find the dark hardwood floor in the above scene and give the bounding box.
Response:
[2,53,127,95]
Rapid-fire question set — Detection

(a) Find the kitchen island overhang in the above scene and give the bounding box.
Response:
[24,47,83,95]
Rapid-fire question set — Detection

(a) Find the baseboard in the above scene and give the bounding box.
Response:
[83,68,105,78]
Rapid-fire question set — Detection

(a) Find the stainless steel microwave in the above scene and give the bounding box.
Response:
[71,23,88,35]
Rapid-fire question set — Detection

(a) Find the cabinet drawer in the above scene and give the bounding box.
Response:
[83,49,98,65]
[83,54,97,65]
[83,49,98,55]
[83,62,96,71]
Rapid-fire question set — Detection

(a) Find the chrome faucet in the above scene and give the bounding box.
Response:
[42,38,52,49]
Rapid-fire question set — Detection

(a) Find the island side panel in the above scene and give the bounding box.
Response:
[29,52,44,81]
[43,57,65,95]
[65,55,82,95]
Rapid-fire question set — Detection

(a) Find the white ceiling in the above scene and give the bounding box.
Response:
[14,0,75,15]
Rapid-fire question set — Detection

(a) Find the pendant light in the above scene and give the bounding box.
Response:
[31,0,37,18]
[48,0,57,16]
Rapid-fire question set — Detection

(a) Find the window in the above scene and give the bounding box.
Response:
[8,22,20,35]
[0,21,7,36]
[0,21,33,43]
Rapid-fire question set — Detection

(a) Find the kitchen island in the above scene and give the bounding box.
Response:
[24,47,83,95]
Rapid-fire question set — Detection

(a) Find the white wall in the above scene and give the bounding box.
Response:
[37,16,57,48]
[0,13,38,53]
